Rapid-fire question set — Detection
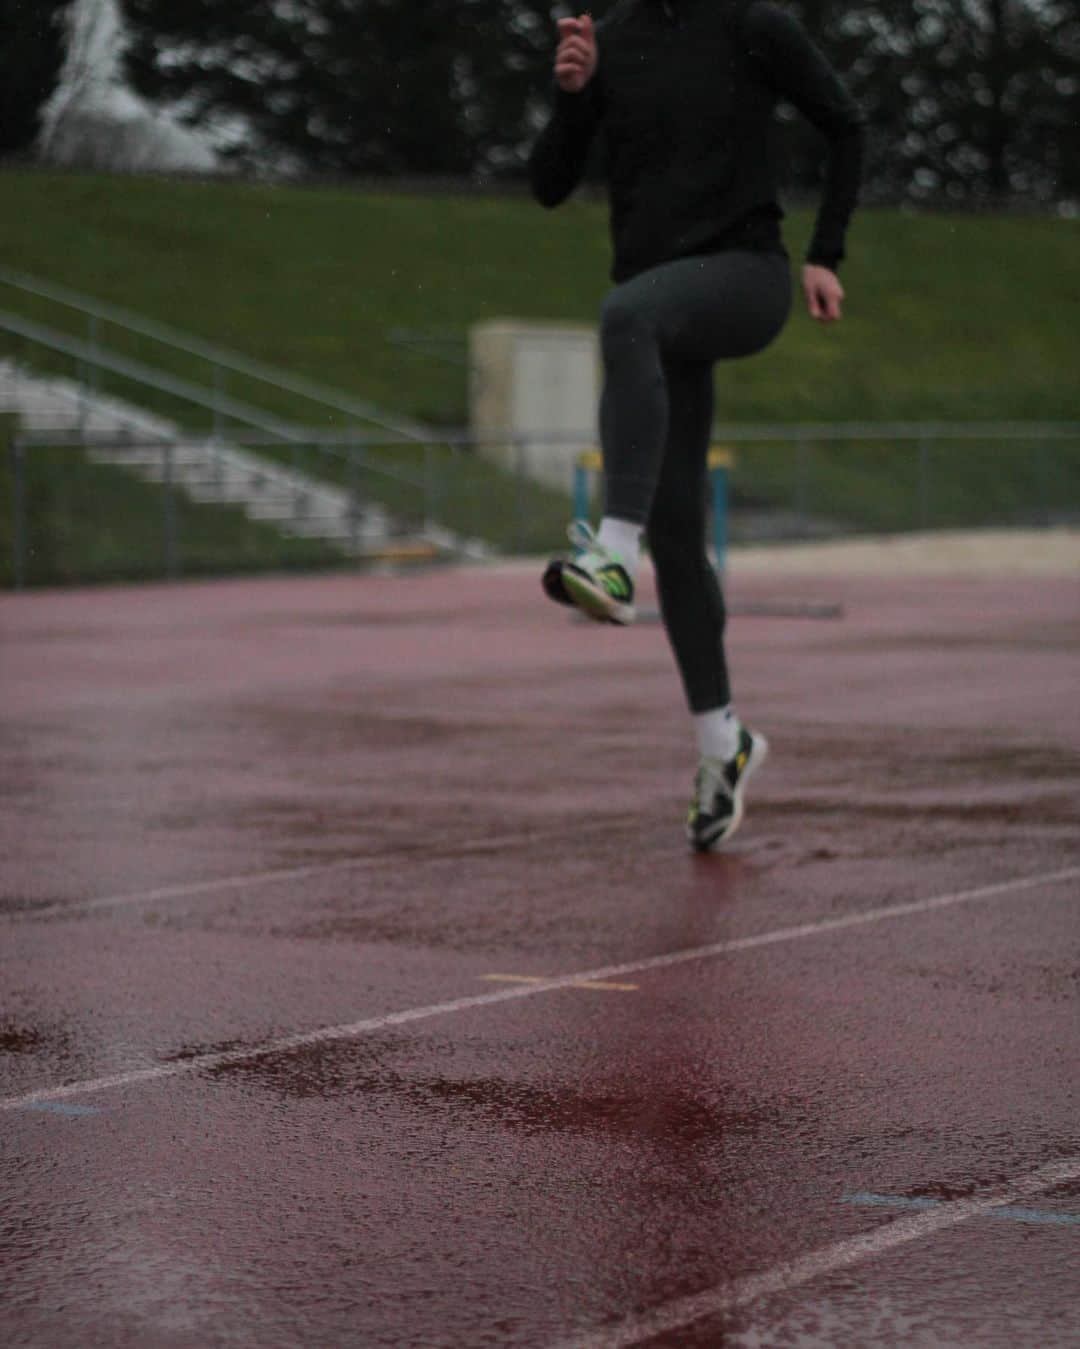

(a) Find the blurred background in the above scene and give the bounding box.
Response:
[1,0,1078,586]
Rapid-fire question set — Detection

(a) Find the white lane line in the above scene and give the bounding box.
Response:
[549,1156,1080,1349]
[482,975,639,992]
[1,823,617,923]
[844,1191,1080,1227]
[1,865,1076,1114]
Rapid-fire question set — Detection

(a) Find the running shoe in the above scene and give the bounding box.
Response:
[687,725,769,851]
[542,522,635,625]
[541,556,574,607]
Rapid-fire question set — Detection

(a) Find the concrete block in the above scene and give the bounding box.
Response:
[469,321,599,494]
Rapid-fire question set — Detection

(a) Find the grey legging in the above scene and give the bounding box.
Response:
[599,250,792,712]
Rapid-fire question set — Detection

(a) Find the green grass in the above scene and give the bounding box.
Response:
[727,435,1080,535]
[1,169,1078,552]
[0,415,342,588]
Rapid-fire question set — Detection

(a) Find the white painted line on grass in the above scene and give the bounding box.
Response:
[548,1156,1080,1349]
[1,865,1076,1115]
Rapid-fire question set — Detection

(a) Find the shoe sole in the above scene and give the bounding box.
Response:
[690,732,769,853]
[561,566,635,626]
[542,559,574,607]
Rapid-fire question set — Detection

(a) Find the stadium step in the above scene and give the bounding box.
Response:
[1,359,482,561]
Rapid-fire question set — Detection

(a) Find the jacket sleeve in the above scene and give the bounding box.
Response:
[528,82,603,208]
[745,2,865,270]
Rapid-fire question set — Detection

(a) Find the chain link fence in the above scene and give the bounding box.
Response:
[5,422,1078,589]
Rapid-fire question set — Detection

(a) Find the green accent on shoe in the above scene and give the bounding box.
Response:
[593,564,632,601]
[563,562,635,624]
[556,520,637,625]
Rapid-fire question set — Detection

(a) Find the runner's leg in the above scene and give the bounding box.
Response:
[550,252,789,634]
[647,356,731,712]
[599,252,791,526]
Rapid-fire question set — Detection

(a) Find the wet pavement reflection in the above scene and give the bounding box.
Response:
[2,568,1078,1346]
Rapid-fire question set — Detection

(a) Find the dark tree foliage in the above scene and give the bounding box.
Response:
[785,0,1080,204]
[119,0,1078,204]
[121,0,564,176]
[0,0,71,154]
[897,0,1080,204]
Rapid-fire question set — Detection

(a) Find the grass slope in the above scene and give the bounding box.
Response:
[1,170,1077,547]
[3,170,1078,422]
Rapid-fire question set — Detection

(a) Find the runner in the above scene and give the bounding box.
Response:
[531,0,864,850]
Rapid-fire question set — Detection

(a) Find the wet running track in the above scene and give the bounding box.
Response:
[2,562,1078,1347]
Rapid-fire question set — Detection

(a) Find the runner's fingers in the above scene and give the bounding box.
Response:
[555,36,596,90]
[557,37,592,63]
[555,56,588,80]
[805,275,844,322]
[556,17,595,44]
[555,66,587,92]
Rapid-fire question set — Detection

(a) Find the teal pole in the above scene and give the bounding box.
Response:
[711,463,728,572]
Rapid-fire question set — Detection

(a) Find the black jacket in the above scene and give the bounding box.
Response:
[529,0,865,282]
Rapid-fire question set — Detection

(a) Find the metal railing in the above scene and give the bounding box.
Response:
[0,304,447,533]
[0,265,434,442]
[7,421,1078,589]
[3,267,1076,583]
[0,267,509,560]
[4,426,554,588]
[707,421,1080,535]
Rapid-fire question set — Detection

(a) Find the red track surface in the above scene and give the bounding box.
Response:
[2,563,1078,1347]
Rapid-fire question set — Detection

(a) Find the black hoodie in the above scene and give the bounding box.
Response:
[529,0,864,283]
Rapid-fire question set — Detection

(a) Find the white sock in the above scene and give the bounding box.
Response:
[595,516,642,578]
[694,705,741,761]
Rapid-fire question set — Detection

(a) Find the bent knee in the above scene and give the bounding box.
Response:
[600,290,654,352]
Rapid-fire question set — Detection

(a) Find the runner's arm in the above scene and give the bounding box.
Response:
[746,2,865,272]
[528,83,602,208]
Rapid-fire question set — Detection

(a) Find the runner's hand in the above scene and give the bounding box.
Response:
[555,15,598,93]
[802,264,844,323]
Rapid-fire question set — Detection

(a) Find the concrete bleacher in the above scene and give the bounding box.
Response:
[0,360,483,561]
